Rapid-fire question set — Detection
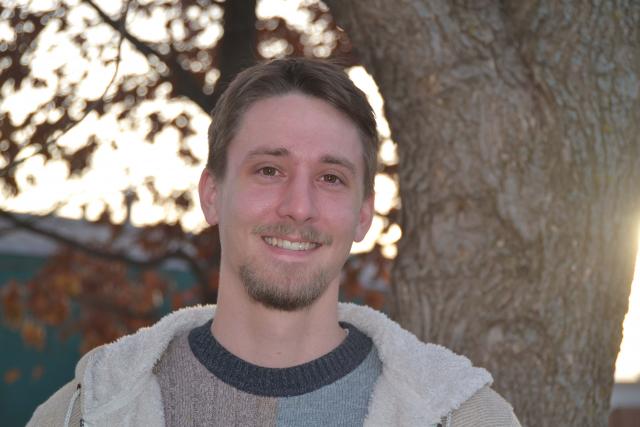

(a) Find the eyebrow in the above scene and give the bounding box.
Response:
[245,147,290,159]
[320,155,357,176]
[244,147,357,176]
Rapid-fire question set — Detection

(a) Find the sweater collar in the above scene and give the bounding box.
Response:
[188,320,373,397]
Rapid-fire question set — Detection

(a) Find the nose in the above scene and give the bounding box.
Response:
[276,174,318,223]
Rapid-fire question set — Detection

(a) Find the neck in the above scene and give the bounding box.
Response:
[211,271,345,368]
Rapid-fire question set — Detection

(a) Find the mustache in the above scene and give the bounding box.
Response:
[252,223,333,246]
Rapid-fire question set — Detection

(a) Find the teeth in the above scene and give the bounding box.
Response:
[264,237,317,251]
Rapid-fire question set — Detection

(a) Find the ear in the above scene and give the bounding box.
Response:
[198,168,220,226]
[354,193,375,242]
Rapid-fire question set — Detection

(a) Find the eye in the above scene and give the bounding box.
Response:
[321,174,342,185]
[259,166,278,176]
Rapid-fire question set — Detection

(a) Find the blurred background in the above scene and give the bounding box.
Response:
[1,1,638,426]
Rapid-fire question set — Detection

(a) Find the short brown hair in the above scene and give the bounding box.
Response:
[207,58,378,198]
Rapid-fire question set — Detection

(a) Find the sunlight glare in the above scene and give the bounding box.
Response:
[614,227,640,382]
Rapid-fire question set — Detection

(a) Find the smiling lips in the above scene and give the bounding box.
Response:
[263,237,319,251]
[254,223,332,250]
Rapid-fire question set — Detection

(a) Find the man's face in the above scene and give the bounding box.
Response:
[199,93,374,311]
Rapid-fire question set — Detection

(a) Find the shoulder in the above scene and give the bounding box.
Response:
[28,306,214,426]
[27,379,81,427]
[449,386,521,427]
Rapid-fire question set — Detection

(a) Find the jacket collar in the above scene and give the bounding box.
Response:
[337,304,492,425]
[76,303,491,425]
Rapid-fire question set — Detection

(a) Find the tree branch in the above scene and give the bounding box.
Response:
[0,1,131,178]
[0,208,216,302]
[82,0,212,112]
[1,209,188,269]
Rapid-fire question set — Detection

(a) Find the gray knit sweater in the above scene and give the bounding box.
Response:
[153,321,382,426]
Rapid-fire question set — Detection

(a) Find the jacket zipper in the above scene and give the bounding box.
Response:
[63,383,82,427]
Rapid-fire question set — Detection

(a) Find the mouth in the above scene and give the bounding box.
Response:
[263,236,320,251]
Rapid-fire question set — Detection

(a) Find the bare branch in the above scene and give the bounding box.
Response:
[82,0,212,112]
[0,207,215,300]
[0,208,187,268]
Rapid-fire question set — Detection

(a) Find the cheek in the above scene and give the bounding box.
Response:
[240,189,280,218]
[322,200,363,236]
[219,188,280,234]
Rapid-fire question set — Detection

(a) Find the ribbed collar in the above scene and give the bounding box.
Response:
[188,320,372,397]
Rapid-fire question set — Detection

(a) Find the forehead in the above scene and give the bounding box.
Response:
[228,93,364,169]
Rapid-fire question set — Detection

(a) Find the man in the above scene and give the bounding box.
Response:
[29,58,520,426]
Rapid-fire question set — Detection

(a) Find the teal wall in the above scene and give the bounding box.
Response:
[1,324,80,426]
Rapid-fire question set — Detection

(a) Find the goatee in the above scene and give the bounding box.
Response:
[239,264,330,311]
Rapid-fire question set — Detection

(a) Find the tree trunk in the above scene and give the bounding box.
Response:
[326,1,640,425]
[211,0,258,106]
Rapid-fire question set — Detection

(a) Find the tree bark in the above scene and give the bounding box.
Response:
[326,1,640,425]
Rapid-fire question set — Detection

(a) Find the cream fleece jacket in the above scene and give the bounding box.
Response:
[28,303,520,426]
